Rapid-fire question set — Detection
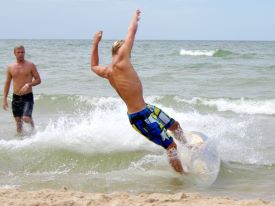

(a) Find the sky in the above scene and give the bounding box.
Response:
[0,0,274,40]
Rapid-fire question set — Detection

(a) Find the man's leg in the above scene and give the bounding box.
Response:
[22,101,35,130]
[22,116,34,130]
[167,142,186,174]
[15,117,23,134]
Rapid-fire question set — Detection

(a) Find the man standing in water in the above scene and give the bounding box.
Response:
[91,10,187,173]
[2,45,41,134]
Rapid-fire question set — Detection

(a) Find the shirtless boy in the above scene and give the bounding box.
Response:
[90,10,187,173]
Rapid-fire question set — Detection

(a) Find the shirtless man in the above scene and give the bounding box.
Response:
[91,10,187,173]
[2,45,41,134]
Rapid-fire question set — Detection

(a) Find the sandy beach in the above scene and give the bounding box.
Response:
[0,188,274,206]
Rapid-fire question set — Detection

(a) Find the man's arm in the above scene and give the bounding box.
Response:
[29,64,41,87]
[120,10,141,54]
[91,31,109,78]
[2,67,12,110]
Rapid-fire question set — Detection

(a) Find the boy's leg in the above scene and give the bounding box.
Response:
[169,121,187,144]
[167,142,186,174]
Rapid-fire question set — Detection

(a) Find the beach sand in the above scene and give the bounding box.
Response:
[0,188,274,206]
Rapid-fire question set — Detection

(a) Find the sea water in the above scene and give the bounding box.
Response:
[0,40,275,201]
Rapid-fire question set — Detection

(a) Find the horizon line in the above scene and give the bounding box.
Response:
[1,38,275,42]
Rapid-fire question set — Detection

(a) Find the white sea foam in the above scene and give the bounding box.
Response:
[0,184,18,189]
[176,111,272,165]
[175,97,275,115]
[0,99,158,154]
[180,49,216,56]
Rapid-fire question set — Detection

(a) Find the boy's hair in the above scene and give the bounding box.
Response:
[112,40,124,56]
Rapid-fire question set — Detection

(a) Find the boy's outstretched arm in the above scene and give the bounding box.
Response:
[121,10,141,54]
[91,31,108,78]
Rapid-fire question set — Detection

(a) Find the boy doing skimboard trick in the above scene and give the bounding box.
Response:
[90,10,187,174]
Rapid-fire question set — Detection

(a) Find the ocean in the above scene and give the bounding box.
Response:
[0,40,275,201]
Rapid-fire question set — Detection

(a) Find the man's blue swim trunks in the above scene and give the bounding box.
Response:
[128,104,175,149]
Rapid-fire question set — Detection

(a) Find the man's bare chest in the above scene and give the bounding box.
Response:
[11,67,32,79]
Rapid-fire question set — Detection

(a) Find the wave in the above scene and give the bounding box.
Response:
[1,94,274,168]
[15,93,275,116]
[0,113,271,168]
[175,97,275,115]
[179,49,235,57]
[5,93,275,116]
[0,96,159,154]
[0,107,274,166]
[213,49,236,57]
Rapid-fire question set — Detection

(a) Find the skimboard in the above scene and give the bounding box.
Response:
[178,131,220,185]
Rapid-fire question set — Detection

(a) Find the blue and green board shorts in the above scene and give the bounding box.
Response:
[128,104,175,149]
